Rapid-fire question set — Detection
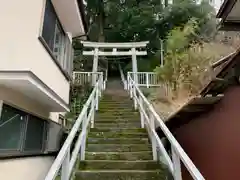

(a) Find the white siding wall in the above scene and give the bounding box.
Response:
[0,157,54,180]
[0,0,70,104]
[0,86,49,119]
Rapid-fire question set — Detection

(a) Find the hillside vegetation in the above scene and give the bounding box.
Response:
[148,20,238,120]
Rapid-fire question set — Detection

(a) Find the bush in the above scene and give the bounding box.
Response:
[154,19,236,98]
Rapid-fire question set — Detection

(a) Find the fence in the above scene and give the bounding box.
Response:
[44,73,104,180]
[128,72,162,88]
[127,74,205,180]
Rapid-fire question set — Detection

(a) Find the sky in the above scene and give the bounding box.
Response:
[214,0,223,11]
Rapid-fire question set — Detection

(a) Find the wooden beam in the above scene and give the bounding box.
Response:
[83,50,147,56]
[81,41,149,48]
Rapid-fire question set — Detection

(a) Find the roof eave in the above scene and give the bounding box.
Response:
[77,0,88,36]
[216,0,237,20]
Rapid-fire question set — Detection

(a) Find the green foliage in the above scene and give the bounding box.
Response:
[70,84,93,119]
[154,19,229,95]
[165,18,198,53]
[77,0,217,72]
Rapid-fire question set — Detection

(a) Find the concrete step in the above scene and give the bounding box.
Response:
[96,113,140,117]
[98,105,134,110]
[90,128,146,133]
[87,138,149,144]
[94,122,141,128]
[97,109,137,113]
[100,101,133,104]
[95,117,140,122]
[99,102,133,106]
[86,144,152,152]
[88,130,148,138]
[96,113,140,118]
[88,131,147,139]
[95,119,140,124]
[95,117,140,121]
[75,170,167,180]
[79,160,162,170]
[99,104,133,108]
[85,151,153,160]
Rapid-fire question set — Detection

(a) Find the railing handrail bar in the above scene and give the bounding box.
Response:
[0,114,20,128]
[128,75,205,180]
[118,64,127,89]
[44,81,98,180]
[128,72,157,74]
[73,71,102,74]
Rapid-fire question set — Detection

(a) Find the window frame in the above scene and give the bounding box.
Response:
[38,0,74,81]
[0,103,63,158]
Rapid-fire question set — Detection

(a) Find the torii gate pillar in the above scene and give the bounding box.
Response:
[92,48,99,85]
[131,48,138,84]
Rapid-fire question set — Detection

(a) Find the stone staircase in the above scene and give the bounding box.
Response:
[75,82,169,180]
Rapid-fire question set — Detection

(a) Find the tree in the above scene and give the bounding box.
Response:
[155,18,235,96]
[75,0,217,72]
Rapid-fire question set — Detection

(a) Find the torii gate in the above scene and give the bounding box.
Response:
[81,41,149,84]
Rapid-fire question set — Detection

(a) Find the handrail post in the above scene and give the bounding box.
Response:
[95,87,99,110]
[172,146,182,180]
[61,147,70,180]
[124,80,127,90]
[127,73,130,91]
[98,79,102,97]
[146,73,149,88]
[139,97,144,128]
[91,100,95,128]
[72,72,76,83]
[101,73,104,91]
[133,85,137,110]
[130,81,133,99]
[150,114,157,161]
[80,113,87,160]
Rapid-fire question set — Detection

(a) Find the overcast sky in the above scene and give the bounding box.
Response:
[214,0,223,10]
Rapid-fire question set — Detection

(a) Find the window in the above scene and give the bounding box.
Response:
[41,0,73,78]
[58,115,65,127]
[0,104,63,157]
[53,23,64,61]
[42,0,56,51]
[0,105,26,150]
[24,115,46,151]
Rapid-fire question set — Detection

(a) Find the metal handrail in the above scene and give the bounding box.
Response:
[118,64,127,89]
[127,73,205,180]
[44,73,104,180]
[128,72,162,88]
[73,71,103,86]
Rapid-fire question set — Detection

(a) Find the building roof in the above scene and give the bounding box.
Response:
[77,0,88,34]
[216,0,240,31]
[163,95,223,134]
[216,0,236,19]
[200,48,240,96]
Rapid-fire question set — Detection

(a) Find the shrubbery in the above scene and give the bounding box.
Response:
[154,19,235,99]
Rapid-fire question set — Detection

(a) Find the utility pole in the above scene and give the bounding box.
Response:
[159,0,168,66]
[163,0,168,64]
[160,39,164,67]
[164,0,168,8]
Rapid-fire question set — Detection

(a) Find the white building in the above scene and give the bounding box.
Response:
[0,0,86,179]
